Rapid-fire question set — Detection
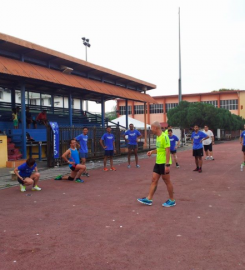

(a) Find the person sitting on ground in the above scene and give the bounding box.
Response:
[54,139,86,183]
[14,158,42,192]
[12,108,18,129]
[36,110,49,127]
[26,107,37,129]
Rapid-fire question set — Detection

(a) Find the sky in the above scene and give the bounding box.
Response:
[1,0,245,112]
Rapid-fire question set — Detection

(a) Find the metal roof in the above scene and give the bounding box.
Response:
[0,56,157,104]
[0,32,156,91]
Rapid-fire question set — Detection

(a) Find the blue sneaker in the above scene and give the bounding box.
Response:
[136,164,140,168]
[75,179,84,183]
[137,197,152,206]
[162,199,176,207]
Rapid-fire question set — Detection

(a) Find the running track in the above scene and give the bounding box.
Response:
[0,140,245,270]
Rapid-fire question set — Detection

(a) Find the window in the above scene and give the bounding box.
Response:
[0,91,3,99]
[165,103,178,112]
[150,104,163,114]
[30,99,36,105]
[202,100,218,107]
[119,106,132,115]
[41,99,44,106]
[48,98,52,105]
[134,105,146,114]
[220,99,238,110]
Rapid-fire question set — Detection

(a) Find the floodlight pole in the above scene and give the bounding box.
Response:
[82,37,91,111]
[178,7,182,103]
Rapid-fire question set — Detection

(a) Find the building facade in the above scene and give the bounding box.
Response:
[117,90,245,124]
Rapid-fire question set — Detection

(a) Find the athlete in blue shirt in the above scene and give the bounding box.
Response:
[240,124,245,165]
[168,129,180,168]
[76,127,89,177]
[191,125,209,173]
[124,123,142,168]
[100,126,116,171]
[14,158,42,192]
[55,139,86,182]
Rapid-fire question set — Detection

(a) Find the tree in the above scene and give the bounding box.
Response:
[167,101,245,130]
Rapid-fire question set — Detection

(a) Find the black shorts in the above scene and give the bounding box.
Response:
[104,150,114,157]
[70,165,77,171]
[242,146,245,152]
[193,148,203,157]
[204,143,212,152]
[128,145,138,150]
[170,150,177,154]
[18,177,26,185]
[153,163,168,175]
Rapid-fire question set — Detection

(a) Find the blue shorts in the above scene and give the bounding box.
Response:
[104,150,114,157]
[79,152,88,158]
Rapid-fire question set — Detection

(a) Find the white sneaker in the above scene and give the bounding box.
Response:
[210,156,215,160]
[32,186,42,191]
[205,157,210,160]
[20,184,26,192]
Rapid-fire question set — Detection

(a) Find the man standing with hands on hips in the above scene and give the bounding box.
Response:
[100,126,116,171]
[124,123,142,168]
[137,121,176,207]
[203,125,215,160]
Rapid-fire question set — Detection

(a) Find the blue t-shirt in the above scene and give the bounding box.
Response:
[241,131,245,145]
[101,133,115,150]
[191,131,207,150]
[18,163,37,177]
[68,148,80,168]
[75,134,88,153]
[125,129,141,145]
[169,135,179,151]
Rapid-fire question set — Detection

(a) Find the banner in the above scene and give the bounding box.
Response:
[50,122,59,158]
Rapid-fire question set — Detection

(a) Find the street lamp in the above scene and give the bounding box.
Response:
[82,37,91,61]
[82,37,91,112]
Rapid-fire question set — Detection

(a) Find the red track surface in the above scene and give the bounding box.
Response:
[1,141,245,270]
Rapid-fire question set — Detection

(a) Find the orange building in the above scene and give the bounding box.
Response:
[117,90,245,125]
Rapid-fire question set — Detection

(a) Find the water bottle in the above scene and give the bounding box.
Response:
[241,164,243,172]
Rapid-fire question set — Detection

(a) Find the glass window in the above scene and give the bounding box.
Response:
[165,103,178,112]
[30,99,36,105]
[201,100,218,107]
[220,99,238,110]
[119,106,132,115]
[150,104,163,114]
[134,105,146,114]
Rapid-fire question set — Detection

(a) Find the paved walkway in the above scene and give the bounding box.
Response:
[1,140,244,270]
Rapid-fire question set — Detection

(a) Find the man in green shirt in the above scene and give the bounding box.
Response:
[137,121,176,207]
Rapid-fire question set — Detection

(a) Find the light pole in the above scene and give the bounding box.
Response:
[82,37,91,61]
[178,7,182,103]
[82,37,91,111]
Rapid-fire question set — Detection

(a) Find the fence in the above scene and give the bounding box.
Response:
[47,126,121,167]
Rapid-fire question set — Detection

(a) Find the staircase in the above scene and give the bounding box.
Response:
[7,138,22,160]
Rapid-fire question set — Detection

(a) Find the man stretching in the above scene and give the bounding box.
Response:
[137,121,176,207]
[191,125,209,173]
[203,125,215,160]
[55,139,86,182]
[124,123,142,168]
[168,129,180,168]
[240,124,245,165]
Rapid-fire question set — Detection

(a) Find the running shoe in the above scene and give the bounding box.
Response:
[205,157,210,160]
[32,186,42,191]
[198,168,202,173]
[136,164,140,168]
[75,179,84,183]
[103,168,109,172]
[162,199,176,207]
[176,163,180,168]
[127,165,131,169]
[137,197,152,206]
[210,157,215,160]
[110,167,116,171]
[193,168,199,171]
[243,162,245,166]
[54,175,62,180]
[84,172,90,177]
[20,184,26,192]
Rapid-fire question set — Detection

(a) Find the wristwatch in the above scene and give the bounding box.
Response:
[166,164,170,167]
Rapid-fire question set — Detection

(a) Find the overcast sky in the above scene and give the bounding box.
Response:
[1,0,245,112]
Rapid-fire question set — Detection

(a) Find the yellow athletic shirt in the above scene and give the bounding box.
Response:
[156,132,172,164]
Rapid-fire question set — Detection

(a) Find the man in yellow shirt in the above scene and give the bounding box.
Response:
[137,121,176,207]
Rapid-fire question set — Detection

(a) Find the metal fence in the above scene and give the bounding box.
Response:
[47,126,121,167]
